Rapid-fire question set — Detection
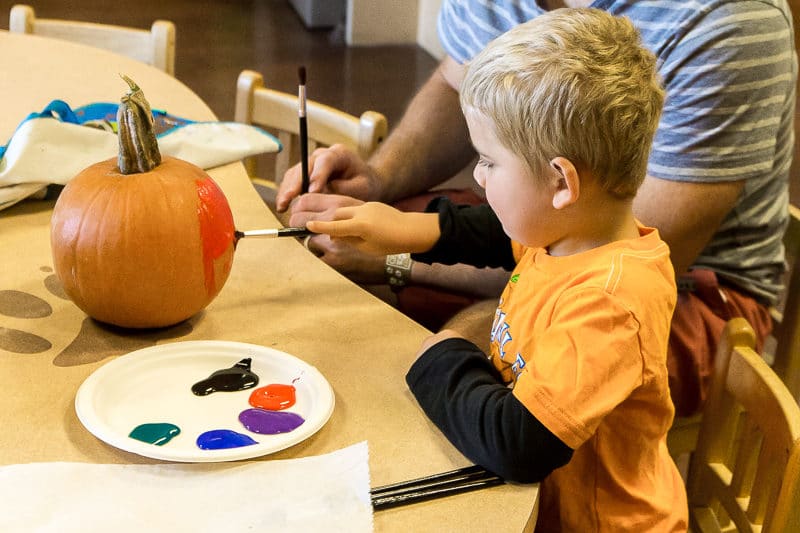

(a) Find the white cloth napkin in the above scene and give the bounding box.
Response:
[0,115,281,210]
[0,441,373,533]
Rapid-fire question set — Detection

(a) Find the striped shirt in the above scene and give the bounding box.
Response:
[439,0,796,304]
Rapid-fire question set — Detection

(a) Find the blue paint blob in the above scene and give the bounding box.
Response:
[196,429,258,450]
[239,408,305,434]
[129,423,181,446]
[191,358,259,396]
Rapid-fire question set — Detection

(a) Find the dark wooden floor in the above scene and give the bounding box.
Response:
[0,0,438,124]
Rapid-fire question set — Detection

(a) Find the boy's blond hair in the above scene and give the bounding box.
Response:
[460,8,664,198]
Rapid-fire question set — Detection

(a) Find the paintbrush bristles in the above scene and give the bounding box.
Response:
[298,66,306,86]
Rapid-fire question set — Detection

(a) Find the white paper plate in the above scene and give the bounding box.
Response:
[75,340,335,462]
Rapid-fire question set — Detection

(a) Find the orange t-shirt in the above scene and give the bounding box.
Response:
[491,226,687,531]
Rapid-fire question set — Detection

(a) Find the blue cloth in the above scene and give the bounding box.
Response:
[0,100,197,159]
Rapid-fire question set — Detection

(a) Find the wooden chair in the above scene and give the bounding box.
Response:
[686,318,800,532]
[234,69,388,185]
[9,4,175,75]
[669,203,800,462]
[769,203,800,398]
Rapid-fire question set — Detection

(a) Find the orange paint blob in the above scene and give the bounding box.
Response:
[248,383,296,411]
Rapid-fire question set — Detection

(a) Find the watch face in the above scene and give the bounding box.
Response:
[386,253,412,290]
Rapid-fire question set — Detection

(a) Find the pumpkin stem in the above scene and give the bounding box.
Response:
[117,74,162,174]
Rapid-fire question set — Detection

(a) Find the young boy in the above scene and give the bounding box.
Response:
[307,8,687,531]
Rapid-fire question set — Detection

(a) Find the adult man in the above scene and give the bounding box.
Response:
[277,0,796,415]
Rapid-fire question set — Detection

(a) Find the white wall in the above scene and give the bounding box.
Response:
[417,0,445,59]
[346,0,418,45]
[346,0,445,60]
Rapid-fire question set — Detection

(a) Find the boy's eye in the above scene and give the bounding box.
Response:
[477,157,494,168]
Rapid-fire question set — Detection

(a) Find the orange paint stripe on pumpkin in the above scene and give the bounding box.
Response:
[196,177,235,295]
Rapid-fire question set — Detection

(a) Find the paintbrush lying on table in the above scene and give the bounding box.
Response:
[234,227,313,244]
[371,465,504,510]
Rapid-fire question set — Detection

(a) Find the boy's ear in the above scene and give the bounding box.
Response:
[550,157,580,210]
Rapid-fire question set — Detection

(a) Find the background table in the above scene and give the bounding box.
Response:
[0,30,538,531]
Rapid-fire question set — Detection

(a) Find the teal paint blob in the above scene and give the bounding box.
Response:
[129,423,181,446]
[196,429,258,450]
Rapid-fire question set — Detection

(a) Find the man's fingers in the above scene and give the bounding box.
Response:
[276,148,341,211]
[291,193,361,216]
[275,163,304,212]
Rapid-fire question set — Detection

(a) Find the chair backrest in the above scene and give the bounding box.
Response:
[769,203,800,399]
[686,318,800,533]
[669,204,800,463]
[234,69,388,183]
[9,4,175,75]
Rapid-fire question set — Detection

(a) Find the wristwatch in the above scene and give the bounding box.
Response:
[385,253,413,291]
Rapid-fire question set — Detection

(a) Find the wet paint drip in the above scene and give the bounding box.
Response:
[239,408,305,435]
[249,383,296,411]
[196,429,258,450]
[191,358,259,396]
[196,177,235,295]
[129,423,181,446]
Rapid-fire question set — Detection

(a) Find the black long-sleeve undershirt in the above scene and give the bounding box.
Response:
[406,338,573,483]
[411,197,517,270]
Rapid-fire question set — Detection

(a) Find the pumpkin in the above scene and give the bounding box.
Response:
[50,75,236,329]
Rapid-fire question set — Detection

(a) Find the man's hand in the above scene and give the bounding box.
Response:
[276,144,383,212]
[287,192,364,227]
[302,233,388,284]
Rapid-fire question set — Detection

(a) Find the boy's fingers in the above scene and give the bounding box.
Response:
[307,219,356,237]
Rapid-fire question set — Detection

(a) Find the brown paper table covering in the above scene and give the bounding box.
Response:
[0,30,538,532]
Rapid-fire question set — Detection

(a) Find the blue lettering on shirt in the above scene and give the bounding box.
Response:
[511,353,526,380]
[491,305,527,379]
[490,309,512,362]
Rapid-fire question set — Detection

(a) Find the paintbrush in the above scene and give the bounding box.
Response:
[298,65,309,194]
[234,227,313,244]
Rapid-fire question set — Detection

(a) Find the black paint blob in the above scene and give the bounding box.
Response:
[191,358,259,396]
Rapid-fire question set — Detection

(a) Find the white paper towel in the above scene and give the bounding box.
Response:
[0,441,372,533]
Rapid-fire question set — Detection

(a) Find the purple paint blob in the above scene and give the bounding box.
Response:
[196,429,258,450]
[239,408,305,434]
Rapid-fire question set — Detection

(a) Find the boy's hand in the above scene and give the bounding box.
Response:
[306,202,440,256]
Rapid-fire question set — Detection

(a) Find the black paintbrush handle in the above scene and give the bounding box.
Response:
[371,477,504,510]
[298,66,309,194]
[299,116,309,193]
[370,465,487,496]
[278,226,312,238]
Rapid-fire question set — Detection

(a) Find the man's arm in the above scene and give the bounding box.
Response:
[634,176,745,275]
[371,56,477,203]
